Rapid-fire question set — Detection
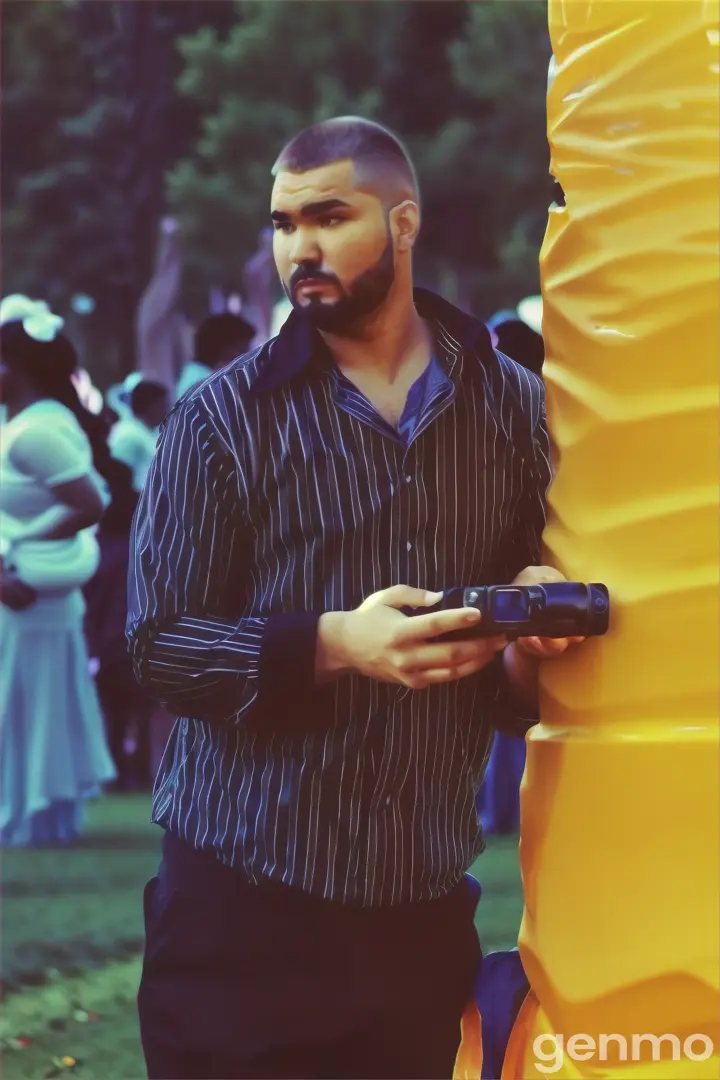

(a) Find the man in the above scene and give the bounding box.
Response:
[128,117,584,1080]
[109,379,168,494]
[175,311,256,398]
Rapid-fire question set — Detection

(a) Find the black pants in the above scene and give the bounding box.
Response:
[139,832,481,1080]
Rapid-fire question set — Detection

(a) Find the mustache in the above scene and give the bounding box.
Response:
[289,266,340,292]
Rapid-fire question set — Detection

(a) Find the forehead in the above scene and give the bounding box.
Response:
[271,159,379,212]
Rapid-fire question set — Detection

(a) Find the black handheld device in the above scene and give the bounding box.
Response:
[415,582,610,641]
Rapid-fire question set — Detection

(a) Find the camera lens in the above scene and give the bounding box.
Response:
[587,585,610,635]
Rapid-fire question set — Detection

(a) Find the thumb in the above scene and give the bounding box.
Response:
[379,585,444,611]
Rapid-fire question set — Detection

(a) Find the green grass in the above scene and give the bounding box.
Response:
[1,959,145,1080]
[1,795,161,994]
[1,796,523,1080]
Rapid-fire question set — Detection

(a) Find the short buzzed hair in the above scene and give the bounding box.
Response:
[272,116,418,202]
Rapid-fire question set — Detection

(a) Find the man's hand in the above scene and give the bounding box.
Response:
[499,565,587,709]
[1,567,37,612]
[510,565,585,660]
[316,585,507,689]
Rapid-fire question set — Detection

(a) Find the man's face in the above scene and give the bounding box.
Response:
[271,160,395,333]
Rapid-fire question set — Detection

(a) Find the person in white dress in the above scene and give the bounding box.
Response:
[0,302,116,846]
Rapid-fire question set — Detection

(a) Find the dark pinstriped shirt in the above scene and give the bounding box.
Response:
[127,288,551,907]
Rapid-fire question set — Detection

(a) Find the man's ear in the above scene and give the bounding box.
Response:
[389,200,420,253]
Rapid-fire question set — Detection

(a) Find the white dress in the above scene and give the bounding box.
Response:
[0,400,116,846]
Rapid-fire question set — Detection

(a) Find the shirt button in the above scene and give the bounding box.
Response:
[405,474,412,483]
[385,795,392,807]
[406,541,412,552]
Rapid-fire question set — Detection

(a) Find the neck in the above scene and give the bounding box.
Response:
[320,278,431,384]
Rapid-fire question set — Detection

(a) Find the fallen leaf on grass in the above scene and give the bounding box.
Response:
[4,1034,33,1050]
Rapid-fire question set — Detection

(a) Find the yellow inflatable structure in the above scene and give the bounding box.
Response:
[456,1,720,1077]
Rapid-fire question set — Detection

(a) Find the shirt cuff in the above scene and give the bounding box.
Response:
[257,612,331,732]
[490,651,540,738]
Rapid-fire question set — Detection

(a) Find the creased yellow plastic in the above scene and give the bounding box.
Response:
[500,2,720,1077]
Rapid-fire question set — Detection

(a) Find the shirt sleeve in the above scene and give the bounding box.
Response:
[506,368,553,576]
[491,367,554,736]
[126,394,321,725]
[9,417,94,487]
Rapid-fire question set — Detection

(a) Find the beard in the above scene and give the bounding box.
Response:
[284,235,395,334]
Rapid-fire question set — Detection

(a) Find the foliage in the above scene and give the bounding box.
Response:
[2,0,553,376]
[167,0,406,311]
[170,0,553,317]
[1,1,99,306]
[1,0,236,383]
[447,0,552,308]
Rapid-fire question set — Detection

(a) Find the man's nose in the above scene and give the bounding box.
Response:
[289,230,321,265]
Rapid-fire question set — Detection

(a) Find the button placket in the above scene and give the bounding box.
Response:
[400,446,420,564]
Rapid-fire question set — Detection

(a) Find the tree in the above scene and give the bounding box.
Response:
[170,0,553,319]
[446,0,553,310]
[2,0,553,380]
[1,1,95,305]
[1,0,237,384]
[167,0,405,315]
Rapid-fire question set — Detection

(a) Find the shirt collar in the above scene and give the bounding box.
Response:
[248,288,494,397]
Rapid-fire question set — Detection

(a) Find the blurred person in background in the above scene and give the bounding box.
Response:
[106,371,143,423]
[486,302,544,377]
[71,367,105,415]
[136,217,193,405]
[109,379,168,494]
[242,226,276,346]
[479,296,545,834]
[130,117,584,1080]
[175,311,256,398]
[85,438,152,793]
[0,301,117,846]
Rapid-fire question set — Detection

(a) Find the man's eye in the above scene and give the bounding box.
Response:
[318,216,342,227]
[274,222,294,234]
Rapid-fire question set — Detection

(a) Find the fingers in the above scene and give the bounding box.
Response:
[3,595,33,612]
[400,637,506,673]
[367,585,444,612]
[516,636,572,658]
[395,606,483,643]
[400,653,500,689]
[3,579,37,610]
[515,632,587,661]
[511,565,566,586]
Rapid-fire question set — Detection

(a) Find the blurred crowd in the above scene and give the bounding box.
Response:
[0,216,544,848]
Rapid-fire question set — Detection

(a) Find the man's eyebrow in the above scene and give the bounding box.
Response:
[270,199,352,222]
